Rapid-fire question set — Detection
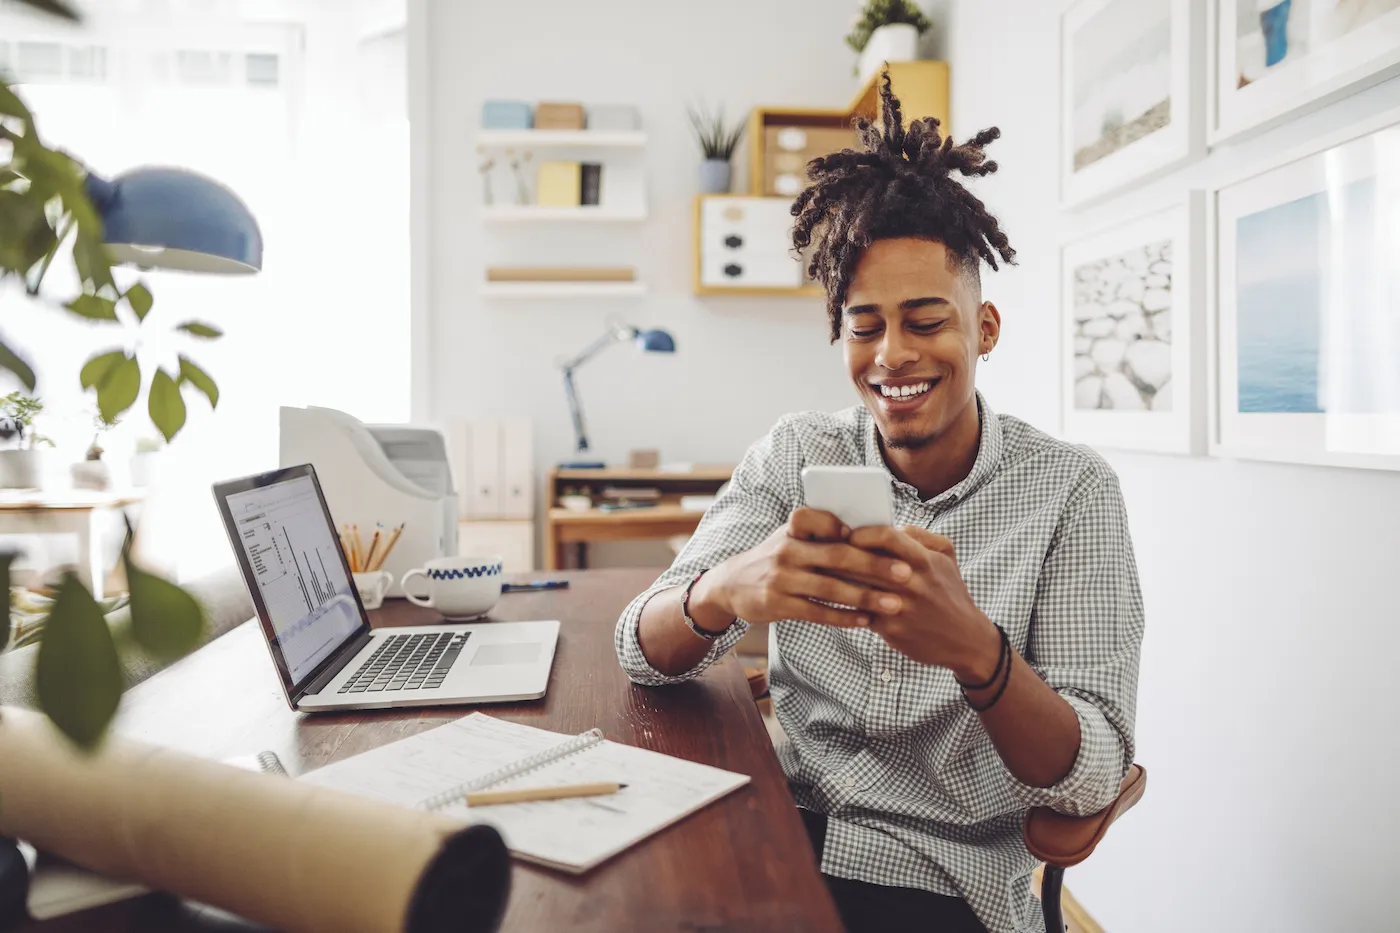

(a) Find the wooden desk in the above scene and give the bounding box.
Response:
[545,467,731,570]
[21,568,840,933]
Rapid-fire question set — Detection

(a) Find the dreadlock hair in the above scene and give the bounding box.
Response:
[791,72,1017,342]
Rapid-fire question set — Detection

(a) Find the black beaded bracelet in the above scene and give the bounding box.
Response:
[964,634,1015,713]
[957,625,1009,691]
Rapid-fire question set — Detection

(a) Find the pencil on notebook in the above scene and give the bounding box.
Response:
[464,782,626,807]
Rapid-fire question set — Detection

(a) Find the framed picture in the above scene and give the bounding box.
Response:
[1212,107,1400,470]
[1211,0,1400,144]
[1061,195,1206,454]
[1060,0,1205,207]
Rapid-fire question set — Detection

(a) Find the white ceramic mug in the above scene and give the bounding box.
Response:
[400,556,503,620]
[352,571,394,610]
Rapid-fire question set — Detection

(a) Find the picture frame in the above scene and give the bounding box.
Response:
[1061,195,1207,455]
[1059,0,1205,208]
[1210,105,1400,471]
[1209,0,1400,145]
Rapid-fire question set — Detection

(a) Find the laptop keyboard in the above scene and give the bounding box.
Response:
[337,632,470,694]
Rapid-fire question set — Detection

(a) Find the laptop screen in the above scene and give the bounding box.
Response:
[222,470,366,688]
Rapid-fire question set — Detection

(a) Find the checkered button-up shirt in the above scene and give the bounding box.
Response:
[614,393,1144,933]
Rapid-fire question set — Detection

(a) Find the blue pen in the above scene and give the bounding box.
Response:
[501,580,570,593]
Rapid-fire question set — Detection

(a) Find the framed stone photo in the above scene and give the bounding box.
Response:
[1061,196,1206,454]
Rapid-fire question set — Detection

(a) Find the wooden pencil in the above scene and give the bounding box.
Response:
[352,524,366,573]
[362,525,383,572]
[370,523,405,571]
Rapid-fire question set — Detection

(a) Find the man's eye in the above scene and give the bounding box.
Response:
[909,321,944,333]
[850,329,880,339]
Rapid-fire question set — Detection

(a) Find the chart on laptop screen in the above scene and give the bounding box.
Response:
[226,475,361,683]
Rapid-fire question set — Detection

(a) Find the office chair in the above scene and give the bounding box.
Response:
[1024,764,1147,933]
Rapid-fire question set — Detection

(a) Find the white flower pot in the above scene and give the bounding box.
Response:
[129,451,160,487]
[0,449,46,489]
[859,23,920,84]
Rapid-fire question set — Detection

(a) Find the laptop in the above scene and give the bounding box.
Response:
[212,463,559,712]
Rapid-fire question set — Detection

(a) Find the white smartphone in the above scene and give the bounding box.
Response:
[800,465,893,531]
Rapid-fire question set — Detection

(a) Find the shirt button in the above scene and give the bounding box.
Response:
[879,669,894,683]
[843,774,857,788]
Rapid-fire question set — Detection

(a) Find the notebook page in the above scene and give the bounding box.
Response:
[438,739,750,872]
[300,713,573,807]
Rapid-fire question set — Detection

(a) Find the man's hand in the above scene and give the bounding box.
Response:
[689,508,915,632]
[845,525,1001,681]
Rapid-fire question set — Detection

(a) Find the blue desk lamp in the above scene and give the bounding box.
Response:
[559,321,675,469]
[84,167,262,273]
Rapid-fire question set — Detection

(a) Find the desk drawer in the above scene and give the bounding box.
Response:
[699,253,803,289]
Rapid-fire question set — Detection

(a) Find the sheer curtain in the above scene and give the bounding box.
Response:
[0,0,410,580]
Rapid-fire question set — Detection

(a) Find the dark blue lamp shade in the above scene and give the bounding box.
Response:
[635,328,675,353]
[84,168,262,274]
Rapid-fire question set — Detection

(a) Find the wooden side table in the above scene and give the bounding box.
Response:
[0,490,144,598]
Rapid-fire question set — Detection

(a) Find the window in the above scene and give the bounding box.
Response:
[16,41,62,80]
[175,49,233,85]
[66,45,108,81]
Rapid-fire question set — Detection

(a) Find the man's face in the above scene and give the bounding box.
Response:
[842,238,999,450]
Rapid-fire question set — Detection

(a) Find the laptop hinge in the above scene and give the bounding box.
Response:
[295,629,375,705]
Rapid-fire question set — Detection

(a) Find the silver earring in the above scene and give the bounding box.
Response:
[981,351,991,362]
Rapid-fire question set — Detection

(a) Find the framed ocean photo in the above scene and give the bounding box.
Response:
[1211,0,1400,143]
[1213,107,1400,470]
[1061,196,1206,454]
[1059,0,1205,207]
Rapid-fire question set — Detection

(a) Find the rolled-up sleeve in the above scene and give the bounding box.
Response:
[1003,470,1144,816]
[614,418,801,686]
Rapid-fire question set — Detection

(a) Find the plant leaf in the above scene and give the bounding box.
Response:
[10,0,80,22]
[124,282,153,321]
[96,354,140,423]
[35,573,123,749]
[0,340,36,391]
[125,554,205,661]
[175,321,223,339]
[73,233,115,292]
[0,82,33,123]
[80,350,126,389]
[178,355,219,409]
[0,190,52,275]
[148,367,186,441]
[0,552,14,652]
[65,294,119,321]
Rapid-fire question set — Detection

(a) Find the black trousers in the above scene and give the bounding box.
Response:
[800,808,988,933]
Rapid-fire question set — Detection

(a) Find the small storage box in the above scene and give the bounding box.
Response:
[534,102,586,131]
[481,100,533,130]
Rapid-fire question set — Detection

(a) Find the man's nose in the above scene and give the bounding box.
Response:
[875,327,918,370]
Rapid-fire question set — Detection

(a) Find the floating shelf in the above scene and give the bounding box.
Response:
[476,130,647,149]
[482,205,647,222]
[479,281,647,298]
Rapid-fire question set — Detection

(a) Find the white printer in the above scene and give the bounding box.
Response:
[279,406,458,596]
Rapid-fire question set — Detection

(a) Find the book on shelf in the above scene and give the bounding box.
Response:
[580,163,602,206]
[536,161,582,207]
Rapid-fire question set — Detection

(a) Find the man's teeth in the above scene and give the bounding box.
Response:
[879,381,932,399]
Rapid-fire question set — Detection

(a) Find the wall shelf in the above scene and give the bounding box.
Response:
[479,281,647,298]
[482,205,647,222]
[476,130,647,149]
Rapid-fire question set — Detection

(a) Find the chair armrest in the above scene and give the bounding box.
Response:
[1023,764,1146,868]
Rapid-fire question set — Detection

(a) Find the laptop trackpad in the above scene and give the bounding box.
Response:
[471,642,541,666]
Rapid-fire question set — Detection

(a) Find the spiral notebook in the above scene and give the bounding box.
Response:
[300,713,750,873]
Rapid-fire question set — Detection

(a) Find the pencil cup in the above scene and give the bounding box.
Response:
[352,570,395,610]
[401,556,503,620]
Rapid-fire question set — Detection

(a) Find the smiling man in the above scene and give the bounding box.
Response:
[614,78,1144,933]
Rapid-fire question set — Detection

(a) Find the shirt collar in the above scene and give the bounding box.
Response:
[863,390,1004,505]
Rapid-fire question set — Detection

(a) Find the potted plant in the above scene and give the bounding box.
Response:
[846,0,933,83]
[129,435,163,488]
[0,392,54,488]
[687,102,745,194]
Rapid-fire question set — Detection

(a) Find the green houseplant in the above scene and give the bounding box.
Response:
[0,392,53,488]
[2,35,223,746]
[687,102,746,194]
[846,0,932,81]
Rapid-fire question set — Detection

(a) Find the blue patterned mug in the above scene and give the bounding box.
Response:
[400,555,503,620]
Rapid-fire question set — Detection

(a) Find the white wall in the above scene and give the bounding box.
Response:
[946,3,1400,931]
[421,0,864,475]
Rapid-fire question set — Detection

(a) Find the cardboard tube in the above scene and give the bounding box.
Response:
[0,708,509,933]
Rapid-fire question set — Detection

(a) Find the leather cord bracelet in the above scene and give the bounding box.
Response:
[680,570,735,640]
[961,625,1014,713]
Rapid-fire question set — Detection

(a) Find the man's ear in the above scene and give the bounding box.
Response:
[978,301,1002,355]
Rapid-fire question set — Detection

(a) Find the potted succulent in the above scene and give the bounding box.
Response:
[846,0,933,83]
[687,102,745,194]
[0,392,54,488]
